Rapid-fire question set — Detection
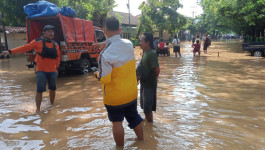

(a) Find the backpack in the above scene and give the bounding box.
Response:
[37,39,58,59]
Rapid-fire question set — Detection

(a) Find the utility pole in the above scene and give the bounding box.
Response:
[191,11,196,18]
[127,0,131,39]
[191,5,197,18]
[0,13,2,52]
[0,13,8,50]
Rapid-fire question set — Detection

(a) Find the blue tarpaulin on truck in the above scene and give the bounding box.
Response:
[24,1,76,18]
[24,1,59,18]
[59,7,76,17]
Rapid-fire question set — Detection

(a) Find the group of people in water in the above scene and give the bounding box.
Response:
[0,16,212,146]
[0,17,160,146]
[153,34,212,57]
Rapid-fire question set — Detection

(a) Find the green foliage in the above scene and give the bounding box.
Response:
[0,0,115,27]
[137,0,187,38]
[199,0,265,37]
[0,0,40,26]
[60,0,115,27]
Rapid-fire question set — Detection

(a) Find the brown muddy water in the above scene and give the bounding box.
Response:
[0,40,264,150]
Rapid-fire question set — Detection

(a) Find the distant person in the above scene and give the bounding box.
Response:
[192,40,201,57]
[1,25,60,113]
[138,32,160,122]
[159,39,165,51]
[172,36,181,57]
[165,42,169,49]
[153,38,158,50]
[94,16,143,146]
[192,35,196,45]
[164,42,170,55]
[195,35,201,45]
[203,34,211,54]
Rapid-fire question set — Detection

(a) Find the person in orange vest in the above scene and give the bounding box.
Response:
[1,25,60,112]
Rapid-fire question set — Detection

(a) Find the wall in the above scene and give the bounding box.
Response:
[154,30,172,42]
[0,32,26,49]
[121,26,137,39]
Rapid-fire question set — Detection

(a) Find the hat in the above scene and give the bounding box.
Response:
[43,25,55,31]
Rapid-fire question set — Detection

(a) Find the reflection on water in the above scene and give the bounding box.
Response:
[0,41,265,149]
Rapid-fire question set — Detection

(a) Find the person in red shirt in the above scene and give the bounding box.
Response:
[159,39,165,50]
[1,25,60,112]
[159,39,165,55]
[192,40,201,57]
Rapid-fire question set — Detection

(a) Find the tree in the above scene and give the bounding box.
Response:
[59,0,115,27]
[0,0,43,26]
[0,0,115,28]
[137,0,186,39]
[199,0,265,41]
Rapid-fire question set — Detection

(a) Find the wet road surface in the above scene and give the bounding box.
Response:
[0,40,265,149]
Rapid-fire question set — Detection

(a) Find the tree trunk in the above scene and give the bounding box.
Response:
[3,25,8,50]
[92,12,101,27]
[136,24,142,40]
[101,13,107,28]
[159,29,163,39]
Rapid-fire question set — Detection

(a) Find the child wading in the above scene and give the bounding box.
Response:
[193,40,201,57]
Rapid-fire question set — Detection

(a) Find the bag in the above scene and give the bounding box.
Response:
[59,7,76,17]
[136,61,148,82]
[24,1,60,18]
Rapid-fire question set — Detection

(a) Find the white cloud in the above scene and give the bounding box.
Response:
[113,0,143,16]
[177,0,203,18]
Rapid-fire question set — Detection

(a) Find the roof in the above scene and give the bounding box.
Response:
[0,25,26,33]
[109,11,139,26]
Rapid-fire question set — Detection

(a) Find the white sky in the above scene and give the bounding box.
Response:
[113,0,203,18]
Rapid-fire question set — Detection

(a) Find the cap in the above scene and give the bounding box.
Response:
[43,25,55,31]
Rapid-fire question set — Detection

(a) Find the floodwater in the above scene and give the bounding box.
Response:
[0,40,265,150]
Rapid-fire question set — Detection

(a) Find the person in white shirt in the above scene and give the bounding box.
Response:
[172,36,181,57]
[195,35,201,45]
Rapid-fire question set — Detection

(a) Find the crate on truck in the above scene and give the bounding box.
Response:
[26,13,105,74]
[242,42,265,57]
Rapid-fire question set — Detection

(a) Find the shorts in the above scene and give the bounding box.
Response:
[203,45,208,51]
[37,71,57,92]
[193,49,200,53]
[140,87,157,113]
[174,46,180,53]
[105,100,143,129]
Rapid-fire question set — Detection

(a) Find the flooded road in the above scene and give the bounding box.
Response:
[0,40,265,149]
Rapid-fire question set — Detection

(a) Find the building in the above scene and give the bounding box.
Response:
[109,11,139,39]
[0,25,26,50]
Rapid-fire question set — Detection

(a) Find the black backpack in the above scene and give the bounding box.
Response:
[37,39,58,59]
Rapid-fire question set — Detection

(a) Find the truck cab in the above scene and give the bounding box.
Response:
[243,42,265,57]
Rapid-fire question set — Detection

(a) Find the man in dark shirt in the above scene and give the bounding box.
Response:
[139,32,160,122]
[203,34,211,54]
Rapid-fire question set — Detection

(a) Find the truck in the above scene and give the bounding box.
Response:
[26,13,105,74]
[243,42,265,57]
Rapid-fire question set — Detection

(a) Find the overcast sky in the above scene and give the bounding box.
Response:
[113,0,203,18]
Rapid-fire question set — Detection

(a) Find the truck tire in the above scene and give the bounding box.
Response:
[254,50,263,57]
[79,58,90,74]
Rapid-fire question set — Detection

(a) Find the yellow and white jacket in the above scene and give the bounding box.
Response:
[98,35,137,106]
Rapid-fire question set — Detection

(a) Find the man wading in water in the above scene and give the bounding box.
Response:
[138,33,160,122]
[1,25,60,112]
[94,17,143,146]
[203,34,211,54]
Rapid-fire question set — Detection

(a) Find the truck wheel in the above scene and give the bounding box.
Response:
[254,50,263,57]
[79,58,90,74]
